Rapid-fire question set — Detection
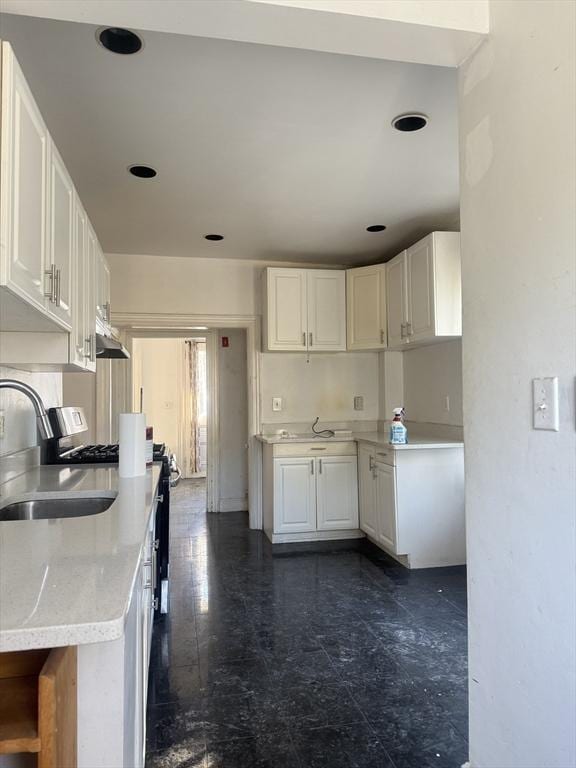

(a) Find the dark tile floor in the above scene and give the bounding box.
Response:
[146,480,469,768]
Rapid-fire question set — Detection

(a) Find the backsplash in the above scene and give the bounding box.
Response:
[0,366,62,457]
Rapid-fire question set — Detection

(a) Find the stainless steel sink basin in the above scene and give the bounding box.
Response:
[0,496,115,521]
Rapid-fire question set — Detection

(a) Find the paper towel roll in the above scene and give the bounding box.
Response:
[119,413,146,477]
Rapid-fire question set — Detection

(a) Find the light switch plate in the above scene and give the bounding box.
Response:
[272,397,282,412]
[533,377,559,431]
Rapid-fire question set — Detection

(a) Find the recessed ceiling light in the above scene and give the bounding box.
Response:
[128,165,157,179]
[98,27,143,55]
[366,225,387,232]
[392,113,428,132]
[205,234,224,241]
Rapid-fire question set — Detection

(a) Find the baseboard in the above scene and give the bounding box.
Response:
[267,529,364,544]
[218,497,248,513]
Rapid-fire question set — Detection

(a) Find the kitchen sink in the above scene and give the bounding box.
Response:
[0,495,116,522]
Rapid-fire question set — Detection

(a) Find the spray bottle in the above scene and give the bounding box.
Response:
[389,407,407,445]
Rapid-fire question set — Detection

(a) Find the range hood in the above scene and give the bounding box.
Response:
[96,333,130,359]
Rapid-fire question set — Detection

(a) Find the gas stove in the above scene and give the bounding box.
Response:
[53,442,167,465]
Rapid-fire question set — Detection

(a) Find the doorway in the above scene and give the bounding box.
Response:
[128,328,250,516]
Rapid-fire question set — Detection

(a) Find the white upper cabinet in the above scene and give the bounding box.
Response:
[96,245,111,334]
[306,269,346,351]
[0,42,105,369]
[265,268,307,351]
[346,263,387,350]
[264,267,346,352]
[385,251,408,347]
[386,232,461,349]
[47,143,74,330]
[0,42,50,319]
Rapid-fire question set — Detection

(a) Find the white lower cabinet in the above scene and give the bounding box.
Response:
[316,455,359,530]
[273,457,317,534]
[357,442,465,569]
[264,442,360,543]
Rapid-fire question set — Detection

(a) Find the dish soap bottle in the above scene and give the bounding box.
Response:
[389,407,407,445]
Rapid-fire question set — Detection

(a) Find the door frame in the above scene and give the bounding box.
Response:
[111,312,262,529]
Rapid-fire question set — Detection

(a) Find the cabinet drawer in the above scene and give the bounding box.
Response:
[370,446,396,466]
[273,441,357,458]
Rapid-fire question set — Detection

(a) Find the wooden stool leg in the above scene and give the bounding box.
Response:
[38,647,77,768]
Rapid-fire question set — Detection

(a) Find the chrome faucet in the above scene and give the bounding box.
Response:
[0,379,54,440]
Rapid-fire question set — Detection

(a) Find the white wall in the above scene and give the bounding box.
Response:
[132,338,183,453]
[0,366,61,457]
[403,340,462,426]
[459,2,576,766]
[261,351,378,425]
[218,330,248,511]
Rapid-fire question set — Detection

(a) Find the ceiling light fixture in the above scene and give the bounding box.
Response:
[392,113,428,132]
[128,165,157,179]
[204,234,224,241]
[366,225,387,233]
[98,27,143,55]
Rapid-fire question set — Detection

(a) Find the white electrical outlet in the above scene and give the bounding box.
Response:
[272,397,282,412]
[0,411,4,439]
[354,396,364,411]
[533,377,559,431]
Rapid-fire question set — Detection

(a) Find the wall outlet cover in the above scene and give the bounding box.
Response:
[532,377,559,431]
[354,396,364,411]
[272,397,282,412]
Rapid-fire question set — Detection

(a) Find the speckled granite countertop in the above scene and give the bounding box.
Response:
[256,432,463,450]
[0,464,160,652]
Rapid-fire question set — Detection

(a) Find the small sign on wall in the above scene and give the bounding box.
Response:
[221,336,229,348]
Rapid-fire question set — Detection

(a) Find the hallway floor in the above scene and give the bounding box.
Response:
[146,480,468,768]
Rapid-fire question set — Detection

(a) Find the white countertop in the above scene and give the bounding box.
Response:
[256,432,463,450]
[0,464,161,652]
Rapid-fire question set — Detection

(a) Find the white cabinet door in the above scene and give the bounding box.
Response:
[84,224,97,372]
[358,445,378,539]
[386,251,408,347]
[307,270,346,351]
[375,461,397,552]
[70,196,88,367]
[0,43,49,312]
[316,455,359,530]
[47,143,73,330]
[407,235,435,342]
[266,268,307,351]
[96,246,111,329]
[346,265,386,350]
[273,457,316,533]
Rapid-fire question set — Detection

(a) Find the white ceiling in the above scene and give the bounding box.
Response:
[0,14,460,265]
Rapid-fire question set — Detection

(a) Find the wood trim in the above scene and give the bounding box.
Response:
[38,646,77,768]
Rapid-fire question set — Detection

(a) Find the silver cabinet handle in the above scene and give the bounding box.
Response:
[406,322,413,336]
[154,538,160,551]
[310,447,326,451]
[309,332,313,347]
[156,494,164,504]
[369,455,375,471]
[44,264,56,302]
[84,335,92,359]
[302,332,306,346]
[54,268,61,307]
[310,459,314,475]
[377,452,388,457]
[380,329,385,344]
[104,301,111,323]
[319,458,322,473]
[153,597,159,611]
[400,322,406,339]
[91,333,96,363]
